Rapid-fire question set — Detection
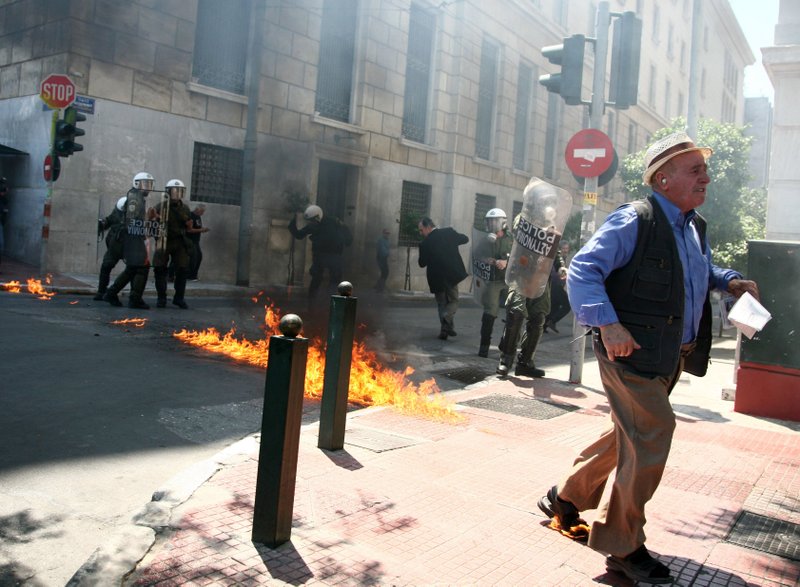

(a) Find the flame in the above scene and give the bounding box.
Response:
[111,318,148,328]
[3,280,22,293]
[26,278,55,300]
[174,298,462,422]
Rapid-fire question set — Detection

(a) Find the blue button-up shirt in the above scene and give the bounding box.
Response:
[567,193,741,343]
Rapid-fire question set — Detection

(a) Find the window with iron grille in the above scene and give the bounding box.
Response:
[475,38,498,160]
[513,63,533,170]
[473,194,496,230]
[190,142,244,206]
[402,4,436,143]
[315,0,357,122]
[192,0,249,94]
[399,181,431,247]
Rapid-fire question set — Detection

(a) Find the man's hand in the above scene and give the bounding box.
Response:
[494,259,507,271]
[727,279,759,301]
[599,322,641,361]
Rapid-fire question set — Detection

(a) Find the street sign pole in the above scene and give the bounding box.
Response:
[570,1,610,384]
[40,109,59,272]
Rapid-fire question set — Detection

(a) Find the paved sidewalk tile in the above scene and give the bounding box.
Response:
[126,380,800,586]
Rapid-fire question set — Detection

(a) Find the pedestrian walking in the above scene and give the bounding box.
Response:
[417,217,469,340]
[187,204,209,280]
[537,131,760,584]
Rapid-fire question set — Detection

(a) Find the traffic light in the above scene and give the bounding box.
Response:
[609,11,642,110]
[539,34,585,106]
[53,106,86,157]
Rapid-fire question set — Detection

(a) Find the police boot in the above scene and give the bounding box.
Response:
[515,313,545,377]
[128,296,150,310]
[478,313,495,357]
[93,287,107,301]
[103,286,122,307]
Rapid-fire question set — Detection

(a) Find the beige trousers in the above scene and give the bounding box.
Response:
[557,351,684,557]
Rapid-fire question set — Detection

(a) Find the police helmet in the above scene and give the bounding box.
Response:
[165,179,186,200]
[132,172,154,192]
[485,208,507,233]
[303,204,323,222]
[116,196,127,211]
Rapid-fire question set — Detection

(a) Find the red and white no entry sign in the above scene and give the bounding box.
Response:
[40,74,76,110]
[565,129,615,178]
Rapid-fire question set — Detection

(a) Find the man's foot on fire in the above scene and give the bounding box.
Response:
[537,486,589,542]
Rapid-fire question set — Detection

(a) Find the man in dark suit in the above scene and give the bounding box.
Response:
[418,217,469,340]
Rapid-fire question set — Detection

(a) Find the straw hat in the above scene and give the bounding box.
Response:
[642,131,712,184]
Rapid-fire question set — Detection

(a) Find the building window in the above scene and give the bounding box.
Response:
[402,4,436,143]
[192,0,249,94]
[680,41,686,71]
[513,63,534,170]
[475,38,499,160]
[664,79,671,119]
[652,5,660,43]
[544,93,560,179]
[554,0,568,27]
[667,23,674,59]
[627,122,638,154]
[677,91,685,116]
[512,200,523,220]
[473,194,496,230]
[648,64,656,106]
[190,143,244,206]
[399,181,431,247]
[315,0,358,122]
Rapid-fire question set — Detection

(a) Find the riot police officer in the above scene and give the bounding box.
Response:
[104,172,155,309]
[93,196,127,301]
[288,204,352,301]
[477,208,512,357]
[152,179,193,309]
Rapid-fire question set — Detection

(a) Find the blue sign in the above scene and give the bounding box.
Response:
[72,95,95,115]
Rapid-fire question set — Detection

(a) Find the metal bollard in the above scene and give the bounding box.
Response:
[252,314,308,547]
[318,281,357,451]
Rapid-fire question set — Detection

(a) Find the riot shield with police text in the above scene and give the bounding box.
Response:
[505,178,572,299]
[122,188,155,267]
[471,226,496,303]
[151,192,170,267]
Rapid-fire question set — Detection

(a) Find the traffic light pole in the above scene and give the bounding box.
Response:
[39,109,59,272]
[569,1,610,384]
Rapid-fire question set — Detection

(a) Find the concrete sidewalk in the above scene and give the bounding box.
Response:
[75,345,799,585]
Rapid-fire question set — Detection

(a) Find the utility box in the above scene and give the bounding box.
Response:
[735,240,800,422]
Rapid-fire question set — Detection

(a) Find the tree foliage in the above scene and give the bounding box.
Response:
[620,117,766,272]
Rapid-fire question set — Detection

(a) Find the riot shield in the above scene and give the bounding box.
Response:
[152,192,170,266]
[505,178,572,299]
[122,188,154,266]
[471,226,495,303]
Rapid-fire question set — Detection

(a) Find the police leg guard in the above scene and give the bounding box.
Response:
[496,311,524,377]
[173,267,189,309]
[154,266,168,307]
[128,267,150,310]
[518,312,546,366]
[478,313,495,357]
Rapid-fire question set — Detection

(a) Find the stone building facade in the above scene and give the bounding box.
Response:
[0,0,752,292]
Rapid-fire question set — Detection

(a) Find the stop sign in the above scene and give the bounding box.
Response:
[40,74,76,109]
[565,129,615,178]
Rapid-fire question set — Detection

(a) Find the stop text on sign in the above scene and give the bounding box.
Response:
[40,74,76,109]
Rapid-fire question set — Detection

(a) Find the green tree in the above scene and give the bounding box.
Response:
[620,117,766,272]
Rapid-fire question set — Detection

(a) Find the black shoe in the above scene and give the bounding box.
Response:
[478,345,489,358]
[156,298,167,308]
[444,326,457,336]
[538,486,579,522]
[438,331,448,340]
[515,363,545,378]
[172,298,188,309]
[103,291,122,307]
[93,291,105,301]
[129,299,150,310]
[606,545,673,584]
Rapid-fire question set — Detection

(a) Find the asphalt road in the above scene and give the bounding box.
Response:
[0,286,578,585]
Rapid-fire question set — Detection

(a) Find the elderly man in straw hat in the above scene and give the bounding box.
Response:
[536,131,759,583]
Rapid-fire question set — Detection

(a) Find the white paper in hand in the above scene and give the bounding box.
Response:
[726,291,771,339]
